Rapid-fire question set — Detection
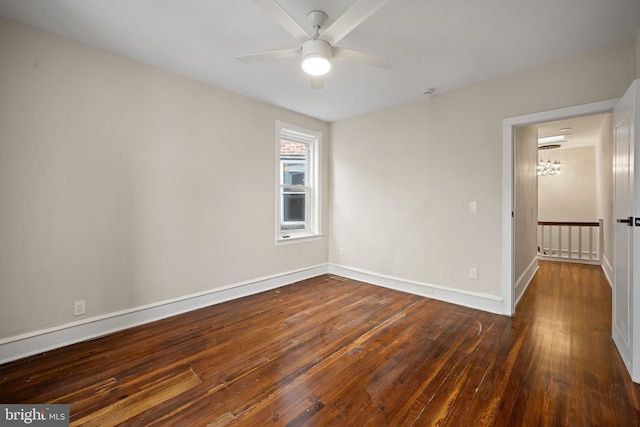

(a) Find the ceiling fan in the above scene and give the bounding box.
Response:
[237,0,396,89]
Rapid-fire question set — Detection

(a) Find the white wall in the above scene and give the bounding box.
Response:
[538,146,597,222]
[0,17,329,341]
[330,38,634,303]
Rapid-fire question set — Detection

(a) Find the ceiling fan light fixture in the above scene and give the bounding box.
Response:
[302,55,331,75]
[301,39,332,76]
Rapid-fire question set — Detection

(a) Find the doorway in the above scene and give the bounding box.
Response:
[501,99,618,315]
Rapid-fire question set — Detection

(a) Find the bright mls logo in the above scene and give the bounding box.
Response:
[1,405,69,426]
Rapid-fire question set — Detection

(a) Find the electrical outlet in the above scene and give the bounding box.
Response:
[469,268,478,279]
[74,300,86,316]
[470,202,477,213]
[339,247,344,256]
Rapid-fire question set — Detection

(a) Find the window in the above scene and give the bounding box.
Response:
[276,121,322,241]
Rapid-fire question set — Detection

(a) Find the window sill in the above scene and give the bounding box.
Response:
[276,233,324,245]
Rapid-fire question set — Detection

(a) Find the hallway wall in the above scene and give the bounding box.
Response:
[538,146,597,222]
[596,114,614,277]
[514,125,539,301]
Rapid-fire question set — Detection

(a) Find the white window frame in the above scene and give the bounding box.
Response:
[275,121,322,243]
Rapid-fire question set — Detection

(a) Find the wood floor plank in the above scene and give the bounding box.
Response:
[1,263,640,425]
[70,369,201,426]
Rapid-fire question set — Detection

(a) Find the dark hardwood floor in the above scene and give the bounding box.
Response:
[1,261,640,425]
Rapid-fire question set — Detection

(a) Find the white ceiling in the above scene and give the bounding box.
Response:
[0,0,639,122]
[537,113,611,150]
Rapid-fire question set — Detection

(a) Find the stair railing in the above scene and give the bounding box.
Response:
[537,220,602,264]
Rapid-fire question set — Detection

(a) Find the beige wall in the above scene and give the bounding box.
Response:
[330,38,634,298]
[538,146,597,222]
[596,114,614,271]
[0,17,329,339]
[514,125,538,286]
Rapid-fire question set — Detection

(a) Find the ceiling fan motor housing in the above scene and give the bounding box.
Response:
[302,39,332,60]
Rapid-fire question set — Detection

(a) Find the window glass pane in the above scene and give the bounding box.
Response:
[281,141,307,176]
[282,161,305,191]
[280,140,308,230]
[283,193,305,222]
[288,170,305,186]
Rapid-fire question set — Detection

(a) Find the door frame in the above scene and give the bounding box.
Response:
[501,99,618,315]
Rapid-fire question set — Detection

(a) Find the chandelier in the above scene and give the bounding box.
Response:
[537,144,562,176]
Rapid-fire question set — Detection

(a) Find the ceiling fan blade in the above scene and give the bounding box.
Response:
[310,75,324,90]
[253,0,311,40]
[332,47,396,69]
[237,48,300,64]
[320,0,391,45]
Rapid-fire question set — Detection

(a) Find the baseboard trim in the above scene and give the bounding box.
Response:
[515,258,538,306]
[612,323,632,380]
[536,255,600,265]
[0,264,329,365]
[328,264,504,315]
[602,254,613,288]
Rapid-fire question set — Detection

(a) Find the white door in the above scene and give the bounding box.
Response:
[612,79,640,382]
